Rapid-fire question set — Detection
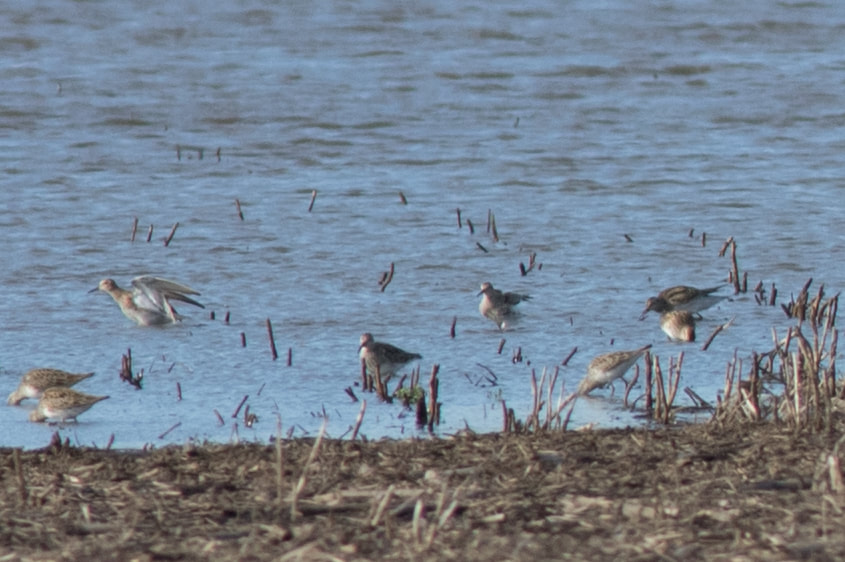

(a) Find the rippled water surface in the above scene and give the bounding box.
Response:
[2,0,845,448]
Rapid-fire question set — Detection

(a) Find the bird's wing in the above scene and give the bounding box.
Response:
[132,276,205,309]
[504,292,530,305]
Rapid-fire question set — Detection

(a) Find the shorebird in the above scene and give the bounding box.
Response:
[29,387,109,423]
[478,282,531,329]
[90,276,204,326]
[660,310,696,342]
[358,333,421,382]
[640,285,725,320]
[7,368,94,405]
[578,344,652,396]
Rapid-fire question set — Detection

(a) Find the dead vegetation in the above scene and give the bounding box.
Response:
[4,420,845,560]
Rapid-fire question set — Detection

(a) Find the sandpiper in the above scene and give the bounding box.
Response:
[660,310,696,342]
[29,387,109,423]
[7,368,94,405]
[640,285,725,320]
[478,282,531,329]
[90,275,205,326]
[578,344,652,395]
[358,333,421,382]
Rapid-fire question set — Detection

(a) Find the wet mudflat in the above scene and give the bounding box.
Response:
[2,419,845,561]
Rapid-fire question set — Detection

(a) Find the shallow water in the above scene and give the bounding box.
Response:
[1,0,844,448]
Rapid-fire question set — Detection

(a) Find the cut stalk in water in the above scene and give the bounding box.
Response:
[266,318,278,360]
[163,222,179,247]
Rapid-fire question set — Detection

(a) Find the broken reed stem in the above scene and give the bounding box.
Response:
[665,354,684,423]
[308,189,317,212]
[653,357,666,422]
[371,484,396,527]
[466,218,475,234]
[552,392,578,431]
[561,396,577,431]
[146,224,153,242]
[424,490,462,549]
[373,363,392,403]
[213,409,224,425]
[412,499,425,546]
[428,364,440,430]
[455,208,462,228]
[244,405,257,428]
[13,448,26,504]
[624,365,640,409]
[748,352,761,417]
[291,419,327,521]
[379,262,395,292]
[561,346,578,366]
[702,316,736,351]
[497,339,506,354]
[163,222,179,247]
[829,328,839,398]
[491,213,499,242]
[235,198,244,220]
[476,242,488,253]
[120,348,143,390]
[702,324,725,351]
[644,351,653,413]
[232,394,249,418]
[730,238,741,294]
[398,191,408,204]
[266,318,279,360]
[130,217,138,242]
[416,388,428,427]
[519,252,539,276]
[240,332,246,347]
[527,369,542,433]
[545,367,562,429]
[450,316,457,338]
[158,422,181,439]
[351,399,367,440]
[287,347,292,367]
[176,382,182,401]
[793,351,802,428]
[275,417,284,507]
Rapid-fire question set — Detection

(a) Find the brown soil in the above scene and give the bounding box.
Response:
[2,421,845,561]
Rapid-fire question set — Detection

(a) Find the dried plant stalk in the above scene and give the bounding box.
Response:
[291,420,327,521]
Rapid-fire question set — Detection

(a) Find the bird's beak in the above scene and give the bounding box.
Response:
[638,310,648,321]
[88,286,100,294]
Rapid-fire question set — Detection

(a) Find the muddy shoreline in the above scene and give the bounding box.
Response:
[2,419,845,561]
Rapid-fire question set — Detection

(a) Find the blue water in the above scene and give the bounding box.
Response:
[1,0,844,448]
